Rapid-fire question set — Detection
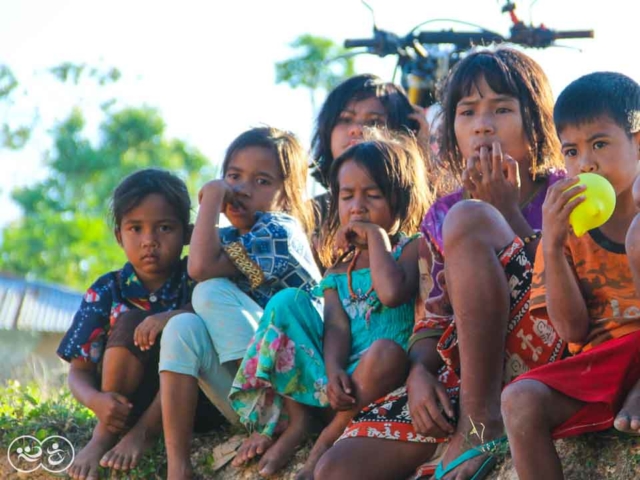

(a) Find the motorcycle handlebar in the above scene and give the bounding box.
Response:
[345,26,594,53]
[416,30,504,47]
[344,38,379,49]
[553,30,594,40]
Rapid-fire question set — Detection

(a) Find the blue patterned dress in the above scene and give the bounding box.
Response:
[218,211,321,308]
[228,234,418,437]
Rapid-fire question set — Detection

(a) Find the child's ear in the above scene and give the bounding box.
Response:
[114,227,123,247]
[634,131,640,157]
[183,223,194,245]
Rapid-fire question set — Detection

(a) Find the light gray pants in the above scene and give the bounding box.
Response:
[159,278,262,424]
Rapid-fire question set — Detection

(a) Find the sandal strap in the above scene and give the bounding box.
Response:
[434,436,507,478]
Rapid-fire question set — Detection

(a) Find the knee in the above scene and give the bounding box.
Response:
[160,312,207,352]
[110,309,151,335]
[362,339,407,373]
[314,449,349,480]
[269,287,307,307]
[357,340,409,386]
[442,200,512,251]
[192,277,236,312]
[501,379,548,432]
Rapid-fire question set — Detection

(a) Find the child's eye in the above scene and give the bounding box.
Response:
[256,178,271,186]
[496,107,511,114]
[128,226,141,233]
[336,116,353,125]
[159,225,173,232]
[593,141,607,150]
[368,193,383,199]
[225,173,240,181]
[340,195,353,201]
[365,119,384,127]
[457,109,473,117]
[563,148,578,158]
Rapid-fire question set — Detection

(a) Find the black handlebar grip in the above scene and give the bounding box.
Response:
[344,38,377,48]
[553,30,594,40]
[416,30,504,46]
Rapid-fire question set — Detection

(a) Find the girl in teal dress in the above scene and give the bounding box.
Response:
[229,134,432,477]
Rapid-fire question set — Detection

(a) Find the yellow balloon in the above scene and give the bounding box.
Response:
[567,173,616,237]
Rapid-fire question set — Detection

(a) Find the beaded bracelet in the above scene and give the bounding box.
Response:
[523,230,542,244]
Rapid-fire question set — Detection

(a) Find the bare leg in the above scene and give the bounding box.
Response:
[439,201,517,479]
[619,218,640,434]
[295,339,409,480]
[257,397,314,476]
[100,392,162,470]
[502,379,583,480]
[162,371,199,480]
[315,437,438,480]
[69,345,144,480]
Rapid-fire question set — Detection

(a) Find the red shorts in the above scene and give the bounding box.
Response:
[512,329,640,439]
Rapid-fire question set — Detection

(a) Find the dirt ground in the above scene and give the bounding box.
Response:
[1,427,638,479]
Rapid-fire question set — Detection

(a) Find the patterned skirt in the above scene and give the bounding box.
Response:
[337,237,566,479]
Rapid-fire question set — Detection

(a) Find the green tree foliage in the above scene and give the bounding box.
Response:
[275,34,356,111]
[0,65,213,290]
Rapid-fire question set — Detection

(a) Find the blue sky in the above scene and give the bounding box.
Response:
[0,0,636,227]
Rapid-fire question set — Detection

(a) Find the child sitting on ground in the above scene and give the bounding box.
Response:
[158,127,322,480]
[501,71,640,480]
[58,169,220,480]
[229,134,431,478]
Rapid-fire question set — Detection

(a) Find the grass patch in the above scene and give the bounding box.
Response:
[0,379,167,479]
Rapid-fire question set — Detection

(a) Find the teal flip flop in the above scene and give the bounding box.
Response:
[434,436,507,480]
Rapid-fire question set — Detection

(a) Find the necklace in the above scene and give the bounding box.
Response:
[346,249,374,301]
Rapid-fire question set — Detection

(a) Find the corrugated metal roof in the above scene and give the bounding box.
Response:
[0,274,81,333]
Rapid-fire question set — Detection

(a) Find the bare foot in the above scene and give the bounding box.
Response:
[436,418,504,480]
[68,424,118,480]
[232,432,273,467]
[100,421,158,471]
[258,419,309,477]
[614,381,640,434]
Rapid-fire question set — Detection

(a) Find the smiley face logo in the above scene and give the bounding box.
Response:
[7,435,75,473]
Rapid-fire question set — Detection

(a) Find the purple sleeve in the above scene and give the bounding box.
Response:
[421,189,464,255]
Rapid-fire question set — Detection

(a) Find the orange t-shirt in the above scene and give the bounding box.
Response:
[530,229,640,354]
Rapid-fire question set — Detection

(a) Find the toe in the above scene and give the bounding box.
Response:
[99,451,113,468]
[87,465,101,480]
[614,412,632,432]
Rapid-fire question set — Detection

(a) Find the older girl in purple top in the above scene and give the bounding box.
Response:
[315,46,566,480]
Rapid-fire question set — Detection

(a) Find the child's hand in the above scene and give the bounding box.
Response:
[335,221,382,252]
[542,177,586,251]
[327,369,356,410]
[462,142,520,217]
[92,391,132,434]
[406,364,455,436]
[134,312,171,351]
[198,179,235,206]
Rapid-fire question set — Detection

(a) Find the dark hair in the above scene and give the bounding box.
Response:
[222,126,314,236]
[554,71,640,137]
[438,46,562,179]
[311,74,420,188]
[318,132,432,266]
[111,168,191,230]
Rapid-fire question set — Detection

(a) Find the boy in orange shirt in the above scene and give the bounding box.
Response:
[501,71,640,479]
